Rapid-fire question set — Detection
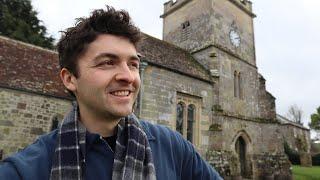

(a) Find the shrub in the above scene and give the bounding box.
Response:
[284,141,301,165]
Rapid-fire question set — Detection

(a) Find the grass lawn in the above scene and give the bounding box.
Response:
[292,165,320,180]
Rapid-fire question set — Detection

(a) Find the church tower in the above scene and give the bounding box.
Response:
[161,1,285,178]
[161,0,268,120]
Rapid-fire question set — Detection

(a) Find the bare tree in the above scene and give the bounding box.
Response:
[286,104,303,124]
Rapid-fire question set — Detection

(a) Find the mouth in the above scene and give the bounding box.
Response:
[110,90,131,97]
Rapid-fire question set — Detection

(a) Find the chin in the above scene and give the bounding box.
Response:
[112,109,133,118]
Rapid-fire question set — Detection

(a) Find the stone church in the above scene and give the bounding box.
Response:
[0,0,311,179]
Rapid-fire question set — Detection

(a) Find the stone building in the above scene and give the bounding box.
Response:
[0,36,72,158]
[277,114,312,166]
[0,0,311,179]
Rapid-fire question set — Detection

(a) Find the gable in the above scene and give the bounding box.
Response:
[137,33,212,83]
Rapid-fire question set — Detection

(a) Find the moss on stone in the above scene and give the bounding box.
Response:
[209,123,222,131]
[3,128,10,135]
[213,104,223,112]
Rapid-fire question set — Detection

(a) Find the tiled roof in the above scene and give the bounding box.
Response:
[0,36,70,99]
[0,33,212,98]
[277,114,309,130]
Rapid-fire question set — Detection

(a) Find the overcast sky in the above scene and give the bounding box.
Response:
[31,0,320,135]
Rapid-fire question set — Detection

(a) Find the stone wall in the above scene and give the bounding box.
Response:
[280,123,312,166]
[212,0,256,65]
[280,124,311,153]
[193,45,271,120]
[162,0,214,51]
[207,114,292,178]
[215,47,260,118]
[258,75,276,120]
[210,115,284,154]
[206,150,292,179]
[206,150,237,178]
[252,153,292,179]
[0,87,72,158]
[163,0,256,65]
[140,65,214,153]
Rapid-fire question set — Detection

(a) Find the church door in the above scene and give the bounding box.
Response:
[235,136,246,177]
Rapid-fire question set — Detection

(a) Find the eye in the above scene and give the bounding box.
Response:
[97,59,114,66]
[129,61,139,69]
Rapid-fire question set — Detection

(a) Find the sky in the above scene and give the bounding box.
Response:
[31,0,320,135]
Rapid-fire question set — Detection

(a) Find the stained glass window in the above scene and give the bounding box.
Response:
[176,102,185,135]
[187,104,195,143]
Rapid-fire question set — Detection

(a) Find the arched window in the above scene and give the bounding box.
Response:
[176,93,201,146]
[234,71,243,99]
[234,71,238,97]
[238,72,242,99]
[187,104,195,143]
[176,102,185,135]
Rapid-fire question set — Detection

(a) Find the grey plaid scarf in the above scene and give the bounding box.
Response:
[50,102,156,180]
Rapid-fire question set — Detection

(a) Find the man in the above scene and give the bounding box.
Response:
[0,6,222,180]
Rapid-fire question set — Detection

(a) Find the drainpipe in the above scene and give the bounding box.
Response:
[138,61,148,118]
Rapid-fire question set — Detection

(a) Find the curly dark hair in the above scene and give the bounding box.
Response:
[57,6,141,78]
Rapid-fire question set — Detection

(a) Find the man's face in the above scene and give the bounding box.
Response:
[72,34,141,120]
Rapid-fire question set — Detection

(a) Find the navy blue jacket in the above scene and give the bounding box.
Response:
[0,121,222,180]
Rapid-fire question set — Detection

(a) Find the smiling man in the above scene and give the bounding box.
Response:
[62,34,142,138]
[0,6,222,180]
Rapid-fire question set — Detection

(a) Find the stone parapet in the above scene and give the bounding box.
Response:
[252,153,292,179]
[207,150,292,179]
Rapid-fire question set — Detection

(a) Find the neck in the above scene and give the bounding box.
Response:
[77,104,120,137]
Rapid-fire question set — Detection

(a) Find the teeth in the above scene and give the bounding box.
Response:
[112,90,130,96]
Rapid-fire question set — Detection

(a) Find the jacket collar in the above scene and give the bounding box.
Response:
[139,120,156,141]
[85,120,156,149]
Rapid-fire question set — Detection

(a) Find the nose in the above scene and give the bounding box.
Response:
[115,63,135,83]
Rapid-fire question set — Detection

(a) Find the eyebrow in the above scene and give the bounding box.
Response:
[93,52,140,63]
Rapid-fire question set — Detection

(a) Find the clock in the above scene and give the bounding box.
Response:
[229,29,241,47]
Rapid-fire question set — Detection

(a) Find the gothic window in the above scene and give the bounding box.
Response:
[238,72,242,99]
[187,104,195,143]
[176,93,201,145]
[176,102,185,135]
[234,71,238,97]
[234,71,243,99]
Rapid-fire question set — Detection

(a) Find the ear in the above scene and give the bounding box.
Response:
[60,68,77,93]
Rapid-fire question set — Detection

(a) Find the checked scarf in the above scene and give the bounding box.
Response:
[50,102,156,180]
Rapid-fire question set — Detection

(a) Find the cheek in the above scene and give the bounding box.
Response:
[76,65,109,94]
[91,70,111,82]
[134,74,141,87]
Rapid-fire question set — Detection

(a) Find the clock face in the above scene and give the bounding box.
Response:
[229,30,241,47]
